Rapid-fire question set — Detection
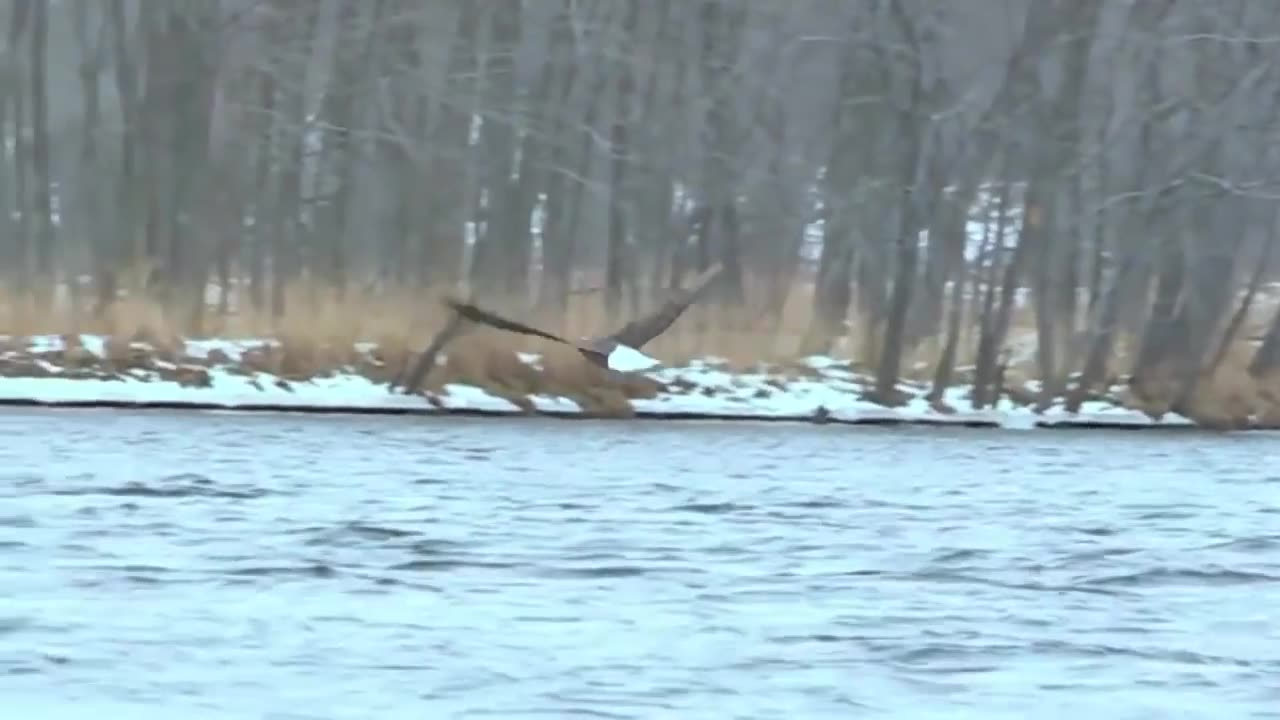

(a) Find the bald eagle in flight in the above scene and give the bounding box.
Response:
[392,263,723,394]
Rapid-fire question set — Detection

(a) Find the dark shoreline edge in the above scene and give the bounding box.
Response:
[0,396,1249,432]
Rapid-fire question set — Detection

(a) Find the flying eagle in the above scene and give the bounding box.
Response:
[392,263,724,394]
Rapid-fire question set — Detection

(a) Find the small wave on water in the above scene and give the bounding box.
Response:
[1,411,1279,719]
[1082,567,1280,588]
[41,472,272,500]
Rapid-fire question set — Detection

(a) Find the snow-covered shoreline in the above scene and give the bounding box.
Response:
[0,333,1235,431]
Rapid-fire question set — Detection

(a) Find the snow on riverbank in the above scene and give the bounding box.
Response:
[0,333,1208,430]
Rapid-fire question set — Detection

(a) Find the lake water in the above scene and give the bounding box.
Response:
[1,409,1278,719]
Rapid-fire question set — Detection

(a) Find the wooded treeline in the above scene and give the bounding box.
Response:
[3,0,1280,414]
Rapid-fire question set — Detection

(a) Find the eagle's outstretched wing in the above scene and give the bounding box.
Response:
[393,298,578,395]
[604,262,724,350]
[394,267,725,393]
[392,310,470,395]
[442,296,577,347]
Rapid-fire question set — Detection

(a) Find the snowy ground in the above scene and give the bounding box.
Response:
[0,334,1205,430]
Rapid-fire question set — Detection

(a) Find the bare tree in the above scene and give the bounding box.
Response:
[1,0,1279,424]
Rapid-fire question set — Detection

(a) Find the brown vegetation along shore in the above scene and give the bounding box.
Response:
[0,327,1275,431]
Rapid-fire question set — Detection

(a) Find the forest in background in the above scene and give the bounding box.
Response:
[2,0,1280,419]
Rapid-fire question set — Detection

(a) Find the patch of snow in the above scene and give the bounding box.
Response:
[608,344,660,372]
[8,334,287,365]
[801,356,845,371]
[0,340,1211,429]
[79,335,108,358]
[24,335,66,353]
[183,339,277,363]
[529,394,581,413]
[1039,400,1193,427]
[434,383,521,413]
[0,367,520,415]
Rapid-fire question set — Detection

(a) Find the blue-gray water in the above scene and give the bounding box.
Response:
[1,409,1278,720]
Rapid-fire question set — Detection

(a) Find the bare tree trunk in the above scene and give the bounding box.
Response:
[871,2,932,403]
[247,63,275,312]
[1206,222,1274,378]
[269,4,320,318]
[926,184,980,403]
[0,0,32,290]
[1251,304,1280,380]
[695,0,746,312]
[73,1,114,315]
[28,0,54,304]
[604,0,637,322]
[1066,244,1144,412]
[799,42,863,356]
[468,1,522,303]
[972,192,1034,409]
[108,0,142,288]
[417,1,475,291]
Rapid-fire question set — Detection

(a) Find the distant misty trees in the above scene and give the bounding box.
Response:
[2,0,1280,416]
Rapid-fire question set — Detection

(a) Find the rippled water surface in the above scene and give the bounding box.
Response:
[2,410,1279,719]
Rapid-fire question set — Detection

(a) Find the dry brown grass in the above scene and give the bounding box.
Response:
[0,278,837,412]
[6,278,1278,425]
[0,275,849,368]
[0,274,1034,370]
[1118,339,1280,427]
[0,276,1043,396]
